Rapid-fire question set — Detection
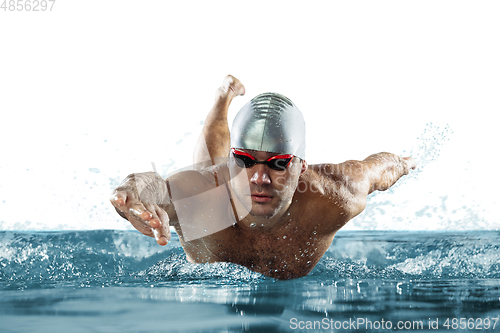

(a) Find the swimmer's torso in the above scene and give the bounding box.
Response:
[169,164,357,280]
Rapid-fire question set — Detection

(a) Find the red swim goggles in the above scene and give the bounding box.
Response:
[231,148,294,171]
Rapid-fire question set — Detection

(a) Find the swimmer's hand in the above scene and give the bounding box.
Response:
[402,156,417,172]
[110,173,171,246]
[217,75,246,99]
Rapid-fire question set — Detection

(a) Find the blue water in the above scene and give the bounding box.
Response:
[1,230,499,332]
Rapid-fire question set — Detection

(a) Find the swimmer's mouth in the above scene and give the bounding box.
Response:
[251,194,273,203]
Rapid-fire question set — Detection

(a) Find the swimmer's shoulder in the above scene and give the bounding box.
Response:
[301,163,346,189]
[306,161,366,187]
[303,163,367,202]
[305,162,368,218]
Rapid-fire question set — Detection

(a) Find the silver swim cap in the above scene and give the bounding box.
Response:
[230,92,306,159]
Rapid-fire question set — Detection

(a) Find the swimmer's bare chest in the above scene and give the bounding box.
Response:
[173,165,350,279]
[184,201,339,280]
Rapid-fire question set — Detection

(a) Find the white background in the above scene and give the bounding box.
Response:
[0,1,498,230]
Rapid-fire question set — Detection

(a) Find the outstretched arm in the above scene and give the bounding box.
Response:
[319,152,416,220]
[357,153,416,195]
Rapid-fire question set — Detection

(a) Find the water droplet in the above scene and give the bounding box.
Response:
[313,231,317,234]
[283,235,287,239]
[250,223,256,228]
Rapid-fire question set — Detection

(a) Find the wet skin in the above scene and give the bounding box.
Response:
[110,74,416,280]
[111,151,416,280]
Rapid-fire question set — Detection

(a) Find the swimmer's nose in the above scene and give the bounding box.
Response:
[250,165,271,185]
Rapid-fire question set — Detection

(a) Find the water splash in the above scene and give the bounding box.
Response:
[348,123,462,230]
[136,254,265,285]
[315,231,500,280]
[2,230,499,292]
[401,122,453,182]
[0,231,172,290]
[356,122,452,201]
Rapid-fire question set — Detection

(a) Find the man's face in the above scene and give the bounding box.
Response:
[229,149,306,218]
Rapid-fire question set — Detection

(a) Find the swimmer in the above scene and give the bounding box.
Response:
[110,75,416,280]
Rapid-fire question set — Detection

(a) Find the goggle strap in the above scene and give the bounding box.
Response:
[231,149,256,160]
[231,148,294,169]
[232,149,293,162]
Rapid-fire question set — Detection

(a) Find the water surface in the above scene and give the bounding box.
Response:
[1,230,499,332]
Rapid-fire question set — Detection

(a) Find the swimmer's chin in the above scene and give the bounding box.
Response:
[248,205,280,219]
[248,211,274,219]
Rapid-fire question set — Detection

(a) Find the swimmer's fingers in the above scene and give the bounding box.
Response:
[156,205,172,244]
[129,203,153,221]
[124,203,156,238]
[110,191,142,223]
[110,191,128,210]
[217,75,246,99]
[145,203,171,246]
[403,156,417,170]
[110,185,169,245]
[111,173,152,209]
[110,187,140,213]
[127,213,154,238]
